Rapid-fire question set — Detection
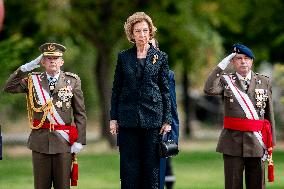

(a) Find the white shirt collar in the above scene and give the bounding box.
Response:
[236,70,251,81]
[46,71,60,82]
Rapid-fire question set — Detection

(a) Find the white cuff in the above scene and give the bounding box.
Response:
[71,142,83,154]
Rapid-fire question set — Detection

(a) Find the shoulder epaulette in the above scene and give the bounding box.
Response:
[65,72,79,79]
[256,73,269,78]
[30,72,41,75]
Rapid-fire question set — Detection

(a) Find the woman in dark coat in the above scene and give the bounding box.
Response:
[109,12,172,189]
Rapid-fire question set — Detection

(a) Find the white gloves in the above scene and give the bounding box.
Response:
[71,142,83,154]
[20,54,43,72]
[217,53,236,70]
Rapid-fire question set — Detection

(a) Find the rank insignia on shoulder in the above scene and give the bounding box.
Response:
[262,74,269,78]
[21,77,28,83]
[65,72,78,79]
[31,72,41,75]
[257,73,269,78]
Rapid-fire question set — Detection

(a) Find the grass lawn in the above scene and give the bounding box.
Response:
[1,148,284,188]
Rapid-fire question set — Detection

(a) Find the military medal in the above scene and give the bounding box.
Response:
[66,101,71,109]
[58,86,73,109]
[55,101,63,108]
[260,109,265,116]
[255,89,268,116]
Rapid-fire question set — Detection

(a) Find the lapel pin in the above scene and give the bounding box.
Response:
[152,54,158,64]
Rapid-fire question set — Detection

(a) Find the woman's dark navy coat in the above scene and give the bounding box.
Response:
[110,44,172,128]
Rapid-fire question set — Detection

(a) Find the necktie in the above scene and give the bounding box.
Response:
[49,77,57,94]
[243,79,250,92]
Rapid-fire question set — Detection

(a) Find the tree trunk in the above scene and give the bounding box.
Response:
[95,46,116,147]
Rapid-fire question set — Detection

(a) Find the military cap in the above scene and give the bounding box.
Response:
[232,43,254,59]
[39,42,66,57]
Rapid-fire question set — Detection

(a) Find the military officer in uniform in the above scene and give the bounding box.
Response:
[4,42,87,189]
[204,44,275,189]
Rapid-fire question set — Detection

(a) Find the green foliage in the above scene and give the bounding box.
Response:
[206,0,284,63]
[1,0,284,136]
[0,35,35,116]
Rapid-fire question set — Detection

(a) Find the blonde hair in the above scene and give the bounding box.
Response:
[124,12,157,43]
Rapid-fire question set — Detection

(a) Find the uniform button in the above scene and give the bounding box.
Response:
[217,74,220,77]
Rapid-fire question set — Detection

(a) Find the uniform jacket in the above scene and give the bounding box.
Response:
[110,44,171,128]
[4,68,87,154]
[204,66,275,157]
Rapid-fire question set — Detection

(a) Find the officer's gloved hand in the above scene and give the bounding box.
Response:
[217,53,236,70]
[71,142,83,154]
[20,54,43,72]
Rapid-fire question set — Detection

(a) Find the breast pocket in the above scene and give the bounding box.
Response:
[224,90,234,109]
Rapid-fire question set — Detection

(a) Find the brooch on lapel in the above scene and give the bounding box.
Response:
[152,54,158,64]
